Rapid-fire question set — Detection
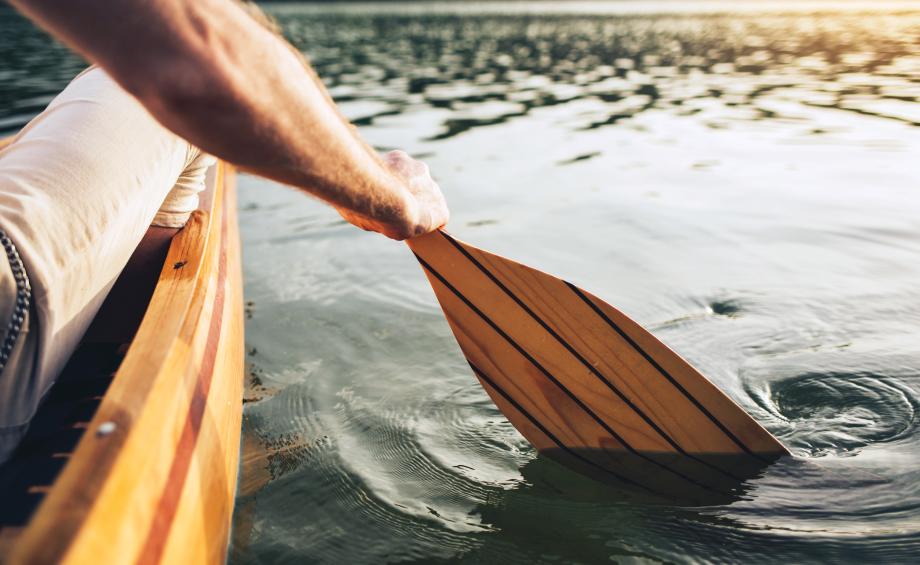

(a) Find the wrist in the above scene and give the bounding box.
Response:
[392,187,420,240]
[373,173,418,240]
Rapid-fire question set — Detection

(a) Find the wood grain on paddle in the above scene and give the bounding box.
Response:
[407,230,788,500]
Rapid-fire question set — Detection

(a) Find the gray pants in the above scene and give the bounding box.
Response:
[0,230,37,464]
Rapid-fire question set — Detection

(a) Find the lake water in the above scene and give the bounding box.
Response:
[2,1,920,563]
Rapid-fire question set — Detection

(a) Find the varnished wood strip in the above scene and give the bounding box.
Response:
[439,232,682,445]
[413,233,777,489]
[454,238,751,456]
[415,254,727,495]
[430,271,630,451]
[157,169,243,565]
[418,230,786,456]
[439,231,750,478]
[412,241,674,452]
[575,286,787,455]
[415,254,645,448]
[407,227,789,494]
[430,273,738,498]
[567,283,758,457]
[136,170,230,565]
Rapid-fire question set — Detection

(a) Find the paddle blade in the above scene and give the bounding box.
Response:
[407,230,789,501]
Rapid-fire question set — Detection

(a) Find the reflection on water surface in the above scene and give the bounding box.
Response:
[284,6,920,141]
[230,3,920,563]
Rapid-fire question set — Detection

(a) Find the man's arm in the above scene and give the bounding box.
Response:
[9,0,447,240]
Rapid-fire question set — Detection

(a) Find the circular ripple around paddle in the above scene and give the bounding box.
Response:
[768,373,918,456]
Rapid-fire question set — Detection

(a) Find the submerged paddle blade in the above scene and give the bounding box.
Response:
[407,230,789,501]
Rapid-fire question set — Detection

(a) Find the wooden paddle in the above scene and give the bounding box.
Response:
[407,230,789,503]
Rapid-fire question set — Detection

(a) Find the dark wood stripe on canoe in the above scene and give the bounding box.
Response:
[564,282,766,461]
[439,230,749,478]
[467,362,659,496]
[137,186,230,565]
[414,254,727,495]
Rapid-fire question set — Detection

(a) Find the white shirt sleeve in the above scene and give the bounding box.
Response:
[152,149,217,228]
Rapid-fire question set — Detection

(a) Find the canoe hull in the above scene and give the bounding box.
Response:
[9,163,244,564]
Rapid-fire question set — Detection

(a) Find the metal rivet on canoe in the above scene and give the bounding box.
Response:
[96,421,117,437]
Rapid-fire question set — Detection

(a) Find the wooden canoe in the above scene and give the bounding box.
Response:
[0,144,244,564]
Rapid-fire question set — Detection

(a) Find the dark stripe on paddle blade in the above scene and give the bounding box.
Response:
[564,281,768,461]
[414,253,729,495]
[438,230,749,478]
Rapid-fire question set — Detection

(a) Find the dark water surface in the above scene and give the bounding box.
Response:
[2,1,920,563]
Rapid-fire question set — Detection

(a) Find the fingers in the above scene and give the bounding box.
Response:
[334,149,447,241]
[380,149,450,238]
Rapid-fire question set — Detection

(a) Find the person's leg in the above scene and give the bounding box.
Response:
[0,231,37,463]
[0,67,203,462]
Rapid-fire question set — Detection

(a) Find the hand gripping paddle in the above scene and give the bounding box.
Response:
[407,230,789,503]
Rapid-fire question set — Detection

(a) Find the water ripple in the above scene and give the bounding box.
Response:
[768,373,918,456]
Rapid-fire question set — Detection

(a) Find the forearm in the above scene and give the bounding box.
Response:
[11,0,418,236]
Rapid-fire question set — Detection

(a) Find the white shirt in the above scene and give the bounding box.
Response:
[0,67,213,427]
